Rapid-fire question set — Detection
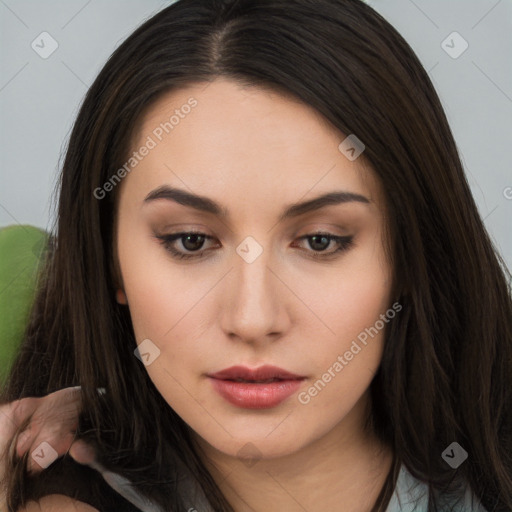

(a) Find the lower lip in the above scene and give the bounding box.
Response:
[209,377,304,409]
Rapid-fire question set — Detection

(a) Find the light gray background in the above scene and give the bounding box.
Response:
[1,0,511,272]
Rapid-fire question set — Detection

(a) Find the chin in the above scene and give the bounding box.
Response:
[195,423,318,463]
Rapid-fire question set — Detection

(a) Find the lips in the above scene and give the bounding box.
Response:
[207,365,305,382]
[207,365,306,409]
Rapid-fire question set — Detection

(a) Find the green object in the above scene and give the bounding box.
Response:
[0,225,49,388]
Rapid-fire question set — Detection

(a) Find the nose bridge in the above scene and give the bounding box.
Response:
[221,234,285,341]
[236,237,271,298]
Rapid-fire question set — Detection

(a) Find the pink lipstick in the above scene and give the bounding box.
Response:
[207,365,305,409]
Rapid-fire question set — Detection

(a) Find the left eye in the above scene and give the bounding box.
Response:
[156,232,216,259]
[155,231,354,261]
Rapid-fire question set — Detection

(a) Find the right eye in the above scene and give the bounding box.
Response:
[155,231,218,260]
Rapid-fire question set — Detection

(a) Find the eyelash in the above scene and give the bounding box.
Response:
[155,231,354,261]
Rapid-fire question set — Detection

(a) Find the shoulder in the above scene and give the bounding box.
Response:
[18,494,100,512]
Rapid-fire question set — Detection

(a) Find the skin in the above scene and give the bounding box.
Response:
[19,494,98,511]
[0,391,98,511]
[111,78,395,511]
[1,78,394,512]
[0,78,395,511]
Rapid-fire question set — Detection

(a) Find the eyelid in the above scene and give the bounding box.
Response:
[153,231,217,260]
[292,233,354,260]
[154,229,354,261]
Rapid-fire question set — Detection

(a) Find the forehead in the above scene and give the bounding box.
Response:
[123,78,383,211]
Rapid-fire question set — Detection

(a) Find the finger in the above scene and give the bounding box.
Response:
[32,388,82,428]
[16,415,78,463]
[22,389,82,459]
[69,440,97,466]
[7,397,40,430]
[2,391,74,443]
[15,429,33,458]
[26,430,77,474]
[1,400,38,481]
[0,403,19,445]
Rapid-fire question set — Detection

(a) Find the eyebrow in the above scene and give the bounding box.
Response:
[143,185,370,222]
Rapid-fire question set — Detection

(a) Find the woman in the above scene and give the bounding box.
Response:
[1,0,511,510]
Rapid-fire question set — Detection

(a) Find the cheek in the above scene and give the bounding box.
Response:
[331,270,391,341]
[116,226,196,340]
[297,249,392,402]
[333,234,392,340]
[116,234,219,394]
[122,273,169,342]
[302,248,391,352]
[296,285,390,429]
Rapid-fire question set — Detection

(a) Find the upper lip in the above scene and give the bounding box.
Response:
[208,365,305,381]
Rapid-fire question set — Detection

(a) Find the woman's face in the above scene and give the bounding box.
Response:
[114,78,393,461]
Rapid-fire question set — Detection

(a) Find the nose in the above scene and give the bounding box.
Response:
[219,240,290,345]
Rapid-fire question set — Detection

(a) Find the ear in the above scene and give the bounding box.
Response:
[111,221,128,305]
[115,288,128,305]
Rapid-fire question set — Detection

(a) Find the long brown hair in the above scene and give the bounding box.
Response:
[1,0,511,510]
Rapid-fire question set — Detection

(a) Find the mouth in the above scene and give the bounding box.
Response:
[207,365,305,382]
[231,378,284,383]
[207,365,306,409]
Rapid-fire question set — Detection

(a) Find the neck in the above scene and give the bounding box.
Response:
[192,395,395,512]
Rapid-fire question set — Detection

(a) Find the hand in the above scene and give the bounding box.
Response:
[1,388,157,512]
[0,387,97,478]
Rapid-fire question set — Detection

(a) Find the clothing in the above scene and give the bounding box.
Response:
[96,462,490,512]
[384,464,488,512]
[23,457,489,512]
